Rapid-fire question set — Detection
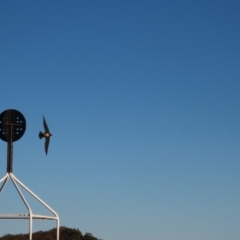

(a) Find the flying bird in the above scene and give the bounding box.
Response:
[39,116,52,155]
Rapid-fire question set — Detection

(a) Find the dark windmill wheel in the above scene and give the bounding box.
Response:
[0,109,26,172]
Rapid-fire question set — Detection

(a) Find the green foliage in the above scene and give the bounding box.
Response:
[0,227,100,240]
[83,233,98,240]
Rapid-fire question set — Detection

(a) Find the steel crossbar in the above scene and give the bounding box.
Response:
[0,173,59,240]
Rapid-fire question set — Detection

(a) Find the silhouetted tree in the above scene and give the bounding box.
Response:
[83,233,98,240]
[0,227,99,240]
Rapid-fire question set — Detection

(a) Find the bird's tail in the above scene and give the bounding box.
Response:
[39,131,43,139]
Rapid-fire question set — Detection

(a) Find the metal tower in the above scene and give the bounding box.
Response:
[0,109,59,240]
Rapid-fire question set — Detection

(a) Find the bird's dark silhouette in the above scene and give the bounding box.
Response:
[39,116,52,155]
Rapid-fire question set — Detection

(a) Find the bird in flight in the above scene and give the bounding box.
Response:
[39,116,52,155]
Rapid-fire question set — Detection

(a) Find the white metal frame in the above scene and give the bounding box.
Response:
[0,173,59,240]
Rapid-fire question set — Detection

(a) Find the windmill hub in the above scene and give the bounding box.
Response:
[0,109,26,173]
[0,109,26,142]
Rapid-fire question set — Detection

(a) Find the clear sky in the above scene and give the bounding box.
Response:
[0,1,240,240]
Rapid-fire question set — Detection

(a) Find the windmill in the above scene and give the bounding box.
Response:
[0,109,59,240]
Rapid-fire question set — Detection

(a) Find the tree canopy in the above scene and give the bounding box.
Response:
[0,226,99,240]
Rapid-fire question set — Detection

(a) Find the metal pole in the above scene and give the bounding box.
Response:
[7,125,13,173]
[56,217,60,240]
[0,173,9,194]
[10,174,33,240]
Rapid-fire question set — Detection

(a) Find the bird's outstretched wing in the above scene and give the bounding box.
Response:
[45,138,50,155]
[43,116,50,133]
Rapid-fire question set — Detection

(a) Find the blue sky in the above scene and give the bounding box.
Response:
[0,1,240,239]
